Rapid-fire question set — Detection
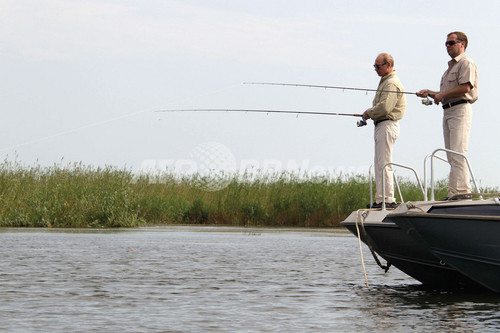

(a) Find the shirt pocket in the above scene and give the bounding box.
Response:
[447,70,460,84]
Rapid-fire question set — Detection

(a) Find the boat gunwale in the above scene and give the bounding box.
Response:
[388,212,500,221]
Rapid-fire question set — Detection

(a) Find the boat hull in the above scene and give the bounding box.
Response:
[391,213,500,292]
[341,209,480,288]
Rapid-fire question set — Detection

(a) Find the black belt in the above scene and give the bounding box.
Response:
[442,99,468,109]
[374,119,390,126]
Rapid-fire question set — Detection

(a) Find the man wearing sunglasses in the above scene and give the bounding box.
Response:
[363,53,406,209]
[417,31,478,200]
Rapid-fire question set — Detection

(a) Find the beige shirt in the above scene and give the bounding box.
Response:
[366,71,406,121]
[440,53,479,105]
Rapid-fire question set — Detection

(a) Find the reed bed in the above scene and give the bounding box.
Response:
[0,161,476,228]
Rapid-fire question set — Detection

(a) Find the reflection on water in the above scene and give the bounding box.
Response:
[1,227,500,332]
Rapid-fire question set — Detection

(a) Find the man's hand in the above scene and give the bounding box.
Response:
[417,89,434,98]
[417,89,441,105]
[433,92,444,105]
[362,110,370,120]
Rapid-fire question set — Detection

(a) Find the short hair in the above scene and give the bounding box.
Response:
[379,53,394,67]
[448,31,468,50]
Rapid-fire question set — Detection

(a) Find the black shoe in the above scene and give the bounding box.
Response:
[367,202,382,208]
[367,202,397,209]
[442,194,472,201]
[385,202,398,209]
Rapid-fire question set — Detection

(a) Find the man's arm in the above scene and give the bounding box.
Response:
[433,83,472,104]
[417,83,472,105]
[417,89,438,98]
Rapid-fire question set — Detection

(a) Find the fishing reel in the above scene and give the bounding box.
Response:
[357,118,367,127]
[421,97,433,106]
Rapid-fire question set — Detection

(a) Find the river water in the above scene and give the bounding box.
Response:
[1,227,499,332]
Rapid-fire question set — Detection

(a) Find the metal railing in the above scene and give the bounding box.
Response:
[369,163,425,211]
[369,166,401,209]
[381,163,425,211]
[368,147,480,210]
[423,152,448,201]
[426,148,482,201]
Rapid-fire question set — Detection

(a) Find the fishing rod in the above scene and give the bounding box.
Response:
[244,82,434,105]
[155,108,368,127]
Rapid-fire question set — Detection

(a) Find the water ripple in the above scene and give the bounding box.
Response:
[1,228,500,332]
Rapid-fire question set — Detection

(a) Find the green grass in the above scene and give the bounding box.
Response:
[0,161,491,228]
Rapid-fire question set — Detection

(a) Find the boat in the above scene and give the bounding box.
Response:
[341,148,493,289]
[389,197,500,292]
[341,206,481,288]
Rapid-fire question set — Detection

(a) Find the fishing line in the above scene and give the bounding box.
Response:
[0,83,242,153]
[155,108,363,117]
[0,112,145,153]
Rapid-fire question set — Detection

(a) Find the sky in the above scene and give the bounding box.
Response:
[1,0,499,190]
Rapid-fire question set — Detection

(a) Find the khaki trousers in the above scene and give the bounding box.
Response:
[374,120,399,203]
[443,103,472,197]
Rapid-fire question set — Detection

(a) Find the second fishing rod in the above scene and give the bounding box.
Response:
[156,81,433,127]
[244,82,434,105]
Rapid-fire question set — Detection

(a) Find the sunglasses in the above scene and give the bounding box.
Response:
[373,62,387,69]
[445,40,463,46]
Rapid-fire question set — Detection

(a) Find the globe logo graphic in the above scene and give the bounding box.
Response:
[188,142,237,191]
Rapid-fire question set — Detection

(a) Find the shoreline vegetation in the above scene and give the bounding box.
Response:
[0,162,495,228]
